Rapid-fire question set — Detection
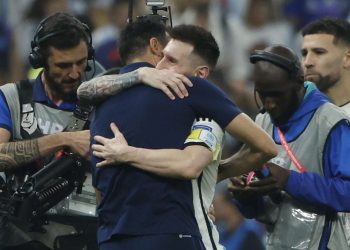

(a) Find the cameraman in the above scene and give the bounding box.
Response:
[0,12,96,250]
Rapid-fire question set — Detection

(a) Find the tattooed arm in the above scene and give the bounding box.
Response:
[77,71,139,103]
[0,128,90,171]
[77,67,192,103]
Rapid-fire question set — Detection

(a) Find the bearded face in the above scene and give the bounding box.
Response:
[43,40,89,102]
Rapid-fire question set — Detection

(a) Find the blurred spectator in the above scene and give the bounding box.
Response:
[90,0,123,70]
[89,0,146,70]
[16,0,68,67]
[214,190,266,250]
[10,0,68,80]
[284,0,350,32]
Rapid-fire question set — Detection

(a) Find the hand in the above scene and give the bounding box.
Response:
[92,123,131,167]
[228,176,258,201]
[246,162,290,192]
[138,67,193,100]
[65,130,90,159]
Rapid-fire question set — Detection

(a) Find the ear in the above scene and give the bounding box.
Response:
[194,66,210,79]
[149,37,163,57]
[343,48,350,69]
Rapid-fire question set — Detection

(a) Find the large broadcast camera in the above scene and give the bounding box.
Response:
[9,153,85,222]
[0,153,86,228]
[0,103,95,236]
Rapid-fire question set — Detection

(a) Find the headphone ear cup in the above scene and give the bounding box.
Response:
[29,46,44,69]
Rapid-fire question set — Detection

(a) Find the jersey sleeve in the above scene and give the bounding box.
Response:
[184,118,224,161]
[187,77,241,129]
[0,90,12,132]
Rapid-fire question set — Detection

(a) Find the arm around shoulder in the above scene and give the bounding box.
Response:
[129,145,212,180]
[92,123,212,180]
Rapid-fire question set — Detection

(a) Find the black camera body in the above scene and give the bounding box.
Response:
[5,153,85,223]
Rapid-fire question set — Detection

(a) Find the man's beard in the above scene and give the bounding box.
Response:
[314,74,337,93]
[44,70,80,102]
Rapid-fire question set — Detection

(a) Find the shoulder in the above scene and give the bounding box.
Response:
[0,82,18,94]
[0,83,19,103]
[255,112,270,125]
[188,76,226,94]
[188,76,209,85]
[317,103,349,124]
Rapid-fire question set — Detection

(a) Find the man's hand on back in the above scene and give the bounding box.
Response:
[138,67,193,100]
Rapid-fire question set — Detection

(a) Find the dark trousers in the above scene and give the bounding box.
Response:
[100,234,206,250]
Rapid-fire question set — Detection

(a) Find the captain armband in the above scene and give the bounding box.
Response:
[184,118,224,161]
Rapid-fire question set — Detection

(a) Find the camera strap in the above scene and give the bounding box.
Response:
[277,128,306,173]
[16,80,93,136]
[17,80,43,139]
[65,102,93,132]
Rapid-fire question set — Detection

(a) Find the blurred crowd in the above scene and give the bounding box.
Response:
[2,0,350,117]
[1,0,350,249]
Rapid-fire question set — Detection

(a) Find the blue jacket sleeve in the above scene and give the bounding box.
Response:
[0,90,12,132]
[285,120,350,211]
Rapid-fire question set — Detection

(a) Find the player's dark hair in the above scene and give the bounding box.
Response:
[118,19,167,65]
[302,17,350,46]
[169,25,220,70]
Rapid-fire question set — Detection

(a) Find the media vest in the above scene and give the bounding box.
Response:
[0,81,73,141]
[255,102,350,250]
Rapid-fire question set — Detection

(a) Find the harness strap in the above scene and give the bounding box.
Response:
[277,128,306,173]
[16,80,42,139]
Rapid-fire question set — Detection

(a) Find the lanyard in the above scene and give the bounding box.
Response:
[277,128,306,173]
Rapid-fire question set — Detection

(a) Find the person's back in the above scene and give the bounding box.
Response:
[89,20,275,250]
[90,68,235,240]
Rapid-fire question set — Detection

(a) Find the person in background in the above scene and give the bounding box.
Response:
[226,45,350,250]
[300,16,350,247]
[301,17,350,115]
[213,189,265,250]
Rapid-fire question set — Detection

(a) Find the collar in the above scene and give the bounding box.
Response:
[32,71,77,111]
[119,62,154,74]
[273,82,330,142]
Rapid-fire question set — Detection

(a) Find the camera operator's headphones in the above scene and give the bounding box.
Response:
[29,15,95,69]
[250,50,301,78]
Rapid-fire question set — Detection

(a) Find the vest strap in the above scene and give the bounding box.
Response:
[16,80,42,139]
[277,128,306,173]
